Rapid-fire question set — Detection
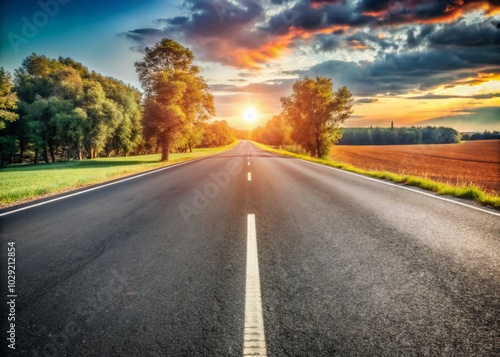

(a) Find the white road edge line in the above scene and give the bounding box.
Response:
[0,155,212,218]
[244,214,267,357]
[300,158,500,217]
[248,172,252,181]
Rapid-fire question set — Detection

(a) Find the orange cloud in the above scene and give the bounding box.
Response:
[456,72,500,86]
[348,40,372,50]
[413,1,496,24]
[363,1,498,25]
[232,25,349,69]
[233,32,296,69]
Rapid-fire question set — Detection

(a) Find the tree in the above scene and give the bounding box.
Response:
[135,39,214,161]
[0,68,19,165]
[201,120,234,147]
[250,114,292,146]
[281,76,353,158]
[0,68,19,130]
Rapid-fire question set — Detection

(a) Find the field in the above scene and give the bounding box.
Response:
[0,144,237,208]
[330,140,500,195]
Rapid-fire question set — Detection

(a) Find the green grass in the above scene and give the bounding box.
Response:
[0,143,238,207]
[253,141,500,210]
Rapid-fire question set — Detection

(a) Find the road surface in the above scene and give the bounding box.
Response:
[1,141,499,356]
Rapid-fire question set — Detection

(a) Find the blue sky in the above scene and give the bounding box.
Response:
[1,0,499,130]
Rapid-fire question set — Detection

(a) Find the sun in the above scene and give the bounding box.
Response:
[243,108,258,123]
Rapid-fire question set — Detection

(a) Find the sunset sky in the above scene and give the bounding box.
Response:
[1,0,499,131]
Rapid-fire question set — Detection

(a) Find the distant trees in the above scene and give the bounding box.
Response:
[251,114,292,146]
[461,131,500,141]
[338,126,461,145]
[281,76,353,158]
[201,120,235,147]
[135,39,215,161]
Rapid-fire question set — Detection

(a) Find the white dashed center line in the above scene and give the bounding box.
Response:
[248,172,252,181]
[244,214,267,356]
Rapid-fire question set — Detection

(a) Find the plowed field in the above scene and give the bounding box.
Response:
[330,140,500,195]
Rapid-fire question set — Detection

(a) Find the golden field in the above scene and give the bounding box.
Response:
[330,140,500,195]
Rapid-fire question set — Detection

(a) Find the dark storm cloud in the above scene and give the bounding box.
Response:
[288,43,500,97]
[356,0,498,25]
[314,30,399,52]
[406,25,436,48]
[122,0,269,65]
[122,0,499,75]
[428,20,500,46]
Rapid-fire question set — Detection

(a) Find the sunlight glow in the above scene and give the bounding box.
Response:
[243,108,258,123]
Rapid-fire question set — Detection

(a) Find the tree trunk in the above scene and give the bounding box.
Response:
[49,139,56,163]
[161,133,169,162]
[34,148,39,165]
[19,142,24,164]
[43,146,49,163]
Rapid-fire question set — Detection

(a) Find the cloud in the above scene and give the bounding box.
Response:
[211,79,295,95]
[122,0,271,67]
[356,98,379,104]
[428,20,500,46]
[290,40,500,96]
[123,0,500,72]
[408,92,500,99]
[414,106,500,131]
[356,0,498,25]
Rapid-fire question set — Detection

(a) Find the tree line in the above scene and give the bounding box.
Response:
[338,126,461,145]
[461,131,500,141]
[252,116,463,149]
[0,43,236,165]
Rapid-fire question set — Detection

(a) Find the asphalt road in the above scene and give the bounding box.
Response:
[1,141,499,356]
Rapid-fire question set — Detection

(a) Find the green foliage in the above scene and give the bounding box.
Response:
[1,54,143,164]
[251,114,292,146]
[0,67,19,130]
[281,76,353,158]
[339,126,461,145]
[461,130,500,141]
[201,120,235,147]
[135,39,215,161]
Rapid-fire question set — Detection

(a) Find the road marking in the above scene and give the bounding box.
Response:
[298,159,500,217]
[244,214,267,357]
[248,172,252,181]
[248,161,251,166]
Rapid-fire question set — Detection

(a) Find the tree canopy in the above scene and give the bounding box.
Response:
[135,39,215,161]
[0,54,143,164]
[281,76,353,158]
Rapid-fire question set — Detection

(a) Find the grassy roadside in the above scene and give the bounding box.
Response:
[0,142,238,208]
[253,141,500,210]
